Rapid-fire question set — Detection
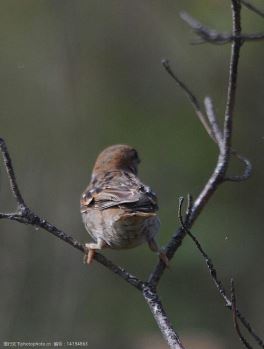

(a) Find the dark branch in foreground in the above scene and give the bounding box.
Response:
[231,279,254,349]
[180,11,264,44]
[223,0,242,153]
[178,197,264,349]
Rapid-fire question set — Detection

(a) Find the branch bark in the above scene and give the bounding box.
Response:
[180,11,264,44]
[143,285,185,349]
[178,197,264,349]
[0,138,143,291]
[241,0,264,18]
[0,1,263,348]
[0,138,183,349]
[231,279,254,349]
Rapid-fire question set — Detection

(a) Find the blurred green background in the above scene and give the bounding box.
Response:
[0,1,263,348]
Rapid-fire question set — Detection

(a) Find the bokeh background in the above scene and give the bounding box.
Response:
[0,1,263,348]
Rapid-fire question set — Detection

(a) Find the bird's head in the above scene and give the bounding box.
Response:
[92,144,141,176]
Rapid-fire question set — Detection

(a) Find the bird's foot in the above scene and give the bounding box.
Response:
[83,239,106,265]
[83,244,96,264]
[158,249,169,268]
[148,238,169,267]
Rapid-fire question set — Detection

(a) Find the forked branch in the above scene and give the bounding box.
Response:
[180,11,264,44]
[178,197,264,349]
[0,138,184,349]
[149,0,253,291]
[161,59,217,144]
[0,138,143,291]
[0,1,263,349]
[231,279,254,349]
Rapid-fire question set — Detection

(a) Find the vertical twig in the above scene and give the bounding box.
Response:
[0,138,27,210]
[231,279,253,349]
[178,197,264,349]
[223,0,242,155]
[162,59,217,144]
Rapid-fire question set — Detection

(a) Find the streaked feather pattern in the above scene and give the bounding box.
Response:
[81,170,158,212]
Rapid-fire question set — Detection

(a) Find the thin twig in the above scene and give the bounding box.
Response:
[241,0,264,18]
[225,150,252,182]
[186,193,194,218]
[203,97,252,182]
[178,197,264,349]
[178,197,231,305]
[149,3,231,287]
[162,69,251,183]
[180,11,264,44]
[149,1,252,291]
[0,138,27,210]
[223,0,242,154]
[161,59,217,144]
[204,96,223,147]
[231,279,253,349]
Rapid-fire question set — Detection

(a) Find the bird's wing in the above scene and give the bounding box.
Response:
[80,171,158,212]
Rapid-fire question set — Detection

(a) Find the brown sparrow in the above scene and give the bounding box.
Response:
[80,144,168,265]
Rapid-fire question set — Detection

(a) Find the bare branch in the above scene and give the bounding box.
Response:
[178,197,231,306]
[225,150,252,182]
[180,11,264,44]
[148,226,184,288]
[178,198,264,349]
[143,285,185,349]
[231,279,254,349]
[1,210,144,291]
[204,96,223,147]
[0,212,22,220]
[0,1,262,347]
[223,0,242,154]
[241,0,264,18]
[149,147,228,289]
[149,0,250,292]
[186,193,194,218]
[189,227,264,347]
[148,153,249,298]
[0,138,27,211]
[0,138,144,291]
[0,138,187,348]
[203,98,252,182]
[162,59,217,144]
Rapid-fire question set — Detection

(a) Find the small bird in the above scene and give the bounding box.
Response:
[80,144,168,265]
